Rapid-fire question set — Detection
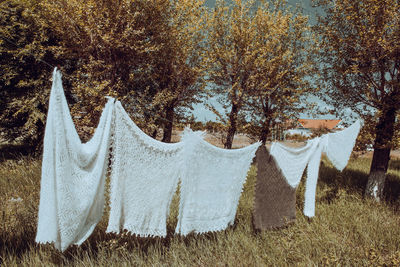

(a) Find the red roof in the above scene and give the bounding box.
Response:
[298,119,341,130]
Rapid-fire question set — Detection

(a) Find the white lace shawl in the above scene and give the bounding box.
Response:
[36,68,115,251]
[270,120,361,217]
[176,130,260,235]
[106,101,184,237]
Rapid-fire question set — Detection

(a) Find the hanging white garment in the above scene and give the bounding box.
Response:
[269,138,320,188]
[324,121,362,171]
[176,130,260,235]
[36,68,115,251]
[106,101,184,237]
[270,120,361,217]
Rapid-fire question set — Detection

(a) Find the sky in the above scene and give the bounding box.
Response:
[191,0,339,122]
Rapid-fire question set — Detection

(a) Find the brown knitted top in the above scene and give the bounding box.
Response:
[253,145,296,230]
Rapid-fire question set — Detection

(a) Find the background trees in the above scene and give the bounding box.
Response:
[313,0,400,200]
[0,0,58,150]
[40,0,168,138]
[206,0,257,148]
[244,1,315,144]
[206,0,314,148]
[39,0,207,142]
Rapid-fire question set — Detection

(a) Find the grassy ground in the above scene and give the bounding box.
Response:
[1,155,399,266]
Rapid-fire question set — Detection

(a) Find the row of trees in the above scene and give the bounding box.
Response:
[1,0,399,200]
[0,0,315,146]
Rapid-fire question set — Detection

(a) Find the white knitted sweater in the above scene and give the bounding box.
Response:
[36,69,115,251]
[106,101,184,237]
[176,130,260,235]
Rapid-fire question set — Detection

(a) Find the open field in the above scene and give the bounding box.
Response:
[1,152,400,266]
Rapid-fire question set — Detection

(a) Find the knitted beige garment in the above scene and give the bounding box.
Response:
[106,101,184,237]
[253,145,296,230]
[176,130,260,235]
[36,68,115,251]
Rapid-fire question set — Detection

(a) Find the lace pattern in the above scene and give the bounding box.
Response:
[36,68,115,251]
[176,130,260,235]
[106,101,183,237]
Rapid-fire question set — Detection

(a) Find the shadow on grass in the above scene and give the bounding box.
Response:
[0,208,226,265]
[0,144,37,162]
[0,221,37,264]
[36,225,225,265]
[318,159,400,210]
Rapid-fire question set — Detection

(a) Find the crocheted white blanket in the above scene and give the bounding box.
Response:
[36,69,115,251]
[270,120,361,217]
[106,101,184,237]
[176,130,260,235]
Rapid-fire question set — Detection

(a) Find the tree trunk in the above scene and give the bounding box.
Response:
[162,104,174,143]
[365,106,397,201]
[151,128,158,139]
[259,118,272,145]
[224,103,239,149]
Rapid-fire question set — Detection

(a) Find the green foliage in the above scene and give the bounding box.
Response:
[40,0,207,140]
[206,0,316,146]
[313,0,400,198]
[310,126,331,138]
[204,121,225,133]
[185,115,204,131]
[1,156,400,265]
[0,0,58,149]
[285,133,309,142]
[313,0,400,146]
[354,114,376,151]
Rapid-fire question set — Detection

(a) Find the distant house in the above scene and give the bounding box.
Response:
[297,119,341,131]
[284,119,342,138]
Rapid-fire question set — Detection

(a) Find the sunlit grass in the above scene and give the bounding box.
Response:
[1,156,399,266]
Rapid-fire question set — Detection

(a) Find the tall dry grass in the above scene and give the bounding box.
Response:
[1,155,399,266]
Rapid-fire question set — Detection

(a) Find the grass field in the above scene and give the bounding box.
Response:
[1,154,400,266]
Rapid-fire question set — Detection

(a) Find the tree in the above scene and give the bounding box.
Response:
[40,0,207,142]
[206,0,314,148]
[147,0,207,142]
[245,0,315,144]
[313,0,400,200]
[0,0,58,151]
[206,0,260,148]
[40,0,168,139]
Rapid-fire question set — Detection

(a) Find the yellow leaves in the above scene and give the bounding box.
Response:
[206,0,313,132]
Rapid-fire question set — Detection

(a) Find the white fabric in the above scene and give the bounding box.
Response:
[325,120,362,171]
[106,101,184,237]
[36,68,115,251]
[303,137,324,217]
[176,130,260,235]
[269,139,320,188]
[270,120,361,217]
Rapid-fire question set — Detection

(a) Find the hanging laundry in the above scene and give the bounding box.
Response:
[176,130,260,235]
[36,68,115,251]
[269,120,361,218]
[253,145,296,230]
[106,101,184,237]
